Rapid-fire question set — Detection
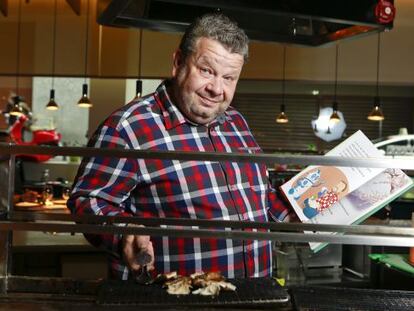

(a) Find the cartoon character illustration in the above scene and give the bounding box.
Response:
[302,187,328,219]
[303,197,319,218]
[315,180,347,212]
[288,169,323,200]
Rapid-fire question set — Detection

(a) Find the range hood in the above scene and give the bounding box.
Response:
[97,0,394,47]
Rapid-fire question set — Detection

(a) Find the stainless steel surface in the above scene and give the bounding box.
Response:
[1,143,414,170]
[0,156,15,293]
[1,219,414,247]
[10,211,414,236]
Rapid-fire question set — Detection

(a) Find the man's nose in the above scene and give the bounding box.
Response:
[206,77,223,95]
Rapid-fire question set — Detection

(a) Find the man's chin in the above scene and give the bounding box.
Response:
[193,116,214,125]
[189,109,217,124]
[188,112,215,125]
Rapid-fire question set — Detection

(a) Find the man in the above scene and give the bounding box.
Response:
[68,13,290,280]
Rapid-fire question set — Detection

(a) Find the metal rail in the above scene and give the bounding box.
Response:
[1,220,414,247]
[1,143,414,169]
[9,211,414,236]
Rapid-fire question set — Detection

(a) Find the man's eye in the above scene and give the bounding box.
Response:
[200,68,212,75]
[224,76,234,82]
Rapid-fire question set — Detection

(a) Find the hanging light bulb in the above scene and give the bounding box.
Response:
[78,83,92,108]
[133,29,143,101]
[367,96,384,121]
[276,104,289,123]
[368,33,385,121]
[46,0,59,110]
[13,0,23,117]
[78,0,92,108]
[133,79,142,101]
[330,101,341,123]
[276,46,289,124]
[46,89,59,110]
[330,45,341,122]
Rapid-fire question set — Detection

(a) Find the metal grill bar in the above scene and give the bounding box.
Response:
[1,143,414,169]
[98,278,289,306]
[8,211,414,236]
[1,221,414,247]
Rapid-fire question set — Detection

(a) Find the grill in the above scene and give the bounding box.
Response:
[97,277,289,307]
[290,286,414,311]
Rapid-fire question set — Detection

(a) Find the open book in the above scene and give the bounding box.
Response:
[280,130,414,252]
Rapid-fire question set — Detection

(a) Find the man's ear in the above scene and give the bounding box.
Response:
[172,49,183,78]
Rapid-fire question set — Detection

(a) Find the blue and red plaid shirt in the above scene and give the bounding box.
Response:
[68,80,289,280]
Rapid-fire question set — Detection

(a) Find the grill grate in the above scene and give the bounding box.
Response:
[97,277,289,307]
[290,286,414,311]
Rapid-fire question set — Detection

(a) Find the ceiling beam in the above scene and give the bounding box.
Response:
[0,0,8,17]
[66,0,81,16]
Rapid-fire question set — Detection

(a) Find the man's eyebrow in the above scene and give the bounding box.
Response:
[196,55,213,65]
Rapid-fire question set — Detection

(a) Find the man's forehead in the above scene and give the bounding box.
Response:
[193,38,244,66]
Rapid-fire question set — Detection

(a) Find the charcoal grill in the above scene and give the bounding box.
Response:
[290,286,414,311]
[97,277,289,307]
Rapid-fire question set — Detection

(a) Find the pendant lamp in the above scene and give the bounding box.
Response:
[46,89,59,110]
[133,29,143,101]
[78,0,92,108]
[46,0,59,111]
[10,0,24,117]
[78,83,91,107]
[367,33,385,121]
[329,45,341,123]
[276,46,289,124]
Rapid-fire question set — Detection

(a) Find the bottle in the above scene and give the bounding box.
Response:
[40,169,53,205]
[41,169,50,183]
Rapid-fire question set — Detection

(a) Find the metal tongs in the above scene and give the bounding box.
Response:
[135,251,153,285]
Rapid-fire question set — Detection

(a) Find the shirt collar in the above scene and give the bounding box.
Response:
[154,80,233,130]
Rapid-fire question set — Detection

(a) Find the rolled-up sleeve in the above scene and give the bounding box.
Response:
[267,185,290,222]
[67,120,139,255]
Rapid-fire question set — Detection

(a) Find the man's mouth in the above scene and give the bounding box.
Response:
[199,95,220,107]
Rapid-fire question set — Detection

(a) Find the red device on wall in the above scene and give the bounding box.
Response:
[9,114,61,162]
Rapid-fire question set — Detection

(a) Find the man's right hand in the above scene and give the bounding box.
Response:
[122,234,155,273]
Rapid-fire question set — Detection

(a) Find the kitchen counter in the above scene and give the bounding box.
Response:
[13,230,92,253]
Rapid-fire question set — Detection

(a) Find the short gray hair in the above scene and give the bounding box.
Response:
[179,13,249,63]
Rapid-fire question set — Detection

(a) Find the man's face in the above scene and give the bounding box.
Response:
[171,37,244,125]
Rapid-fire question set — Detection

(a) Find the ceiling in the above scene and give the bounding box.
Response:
[97,0,394,46]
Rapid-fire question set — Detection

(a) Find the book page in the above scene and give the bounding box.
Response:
[279,130,414,252]
[308,168,414,251]
[280,130,384,222]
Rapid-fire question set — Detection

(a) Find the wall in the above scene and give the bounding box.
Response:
[32,77,90,146]
[88,78,126,137]
[0,0,414,85]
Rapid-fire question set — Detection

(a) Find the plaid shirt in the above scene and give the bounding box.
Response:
[68,80,289,280]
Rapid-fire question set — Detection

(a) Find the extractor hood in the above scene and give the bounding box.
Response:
[97,0,395,47]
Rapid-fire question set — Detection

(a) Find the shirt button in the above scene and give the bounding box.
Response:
[229,185,237,191]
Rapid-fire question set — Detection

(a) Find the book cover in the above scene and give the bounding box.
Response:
[280,130,414,252]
